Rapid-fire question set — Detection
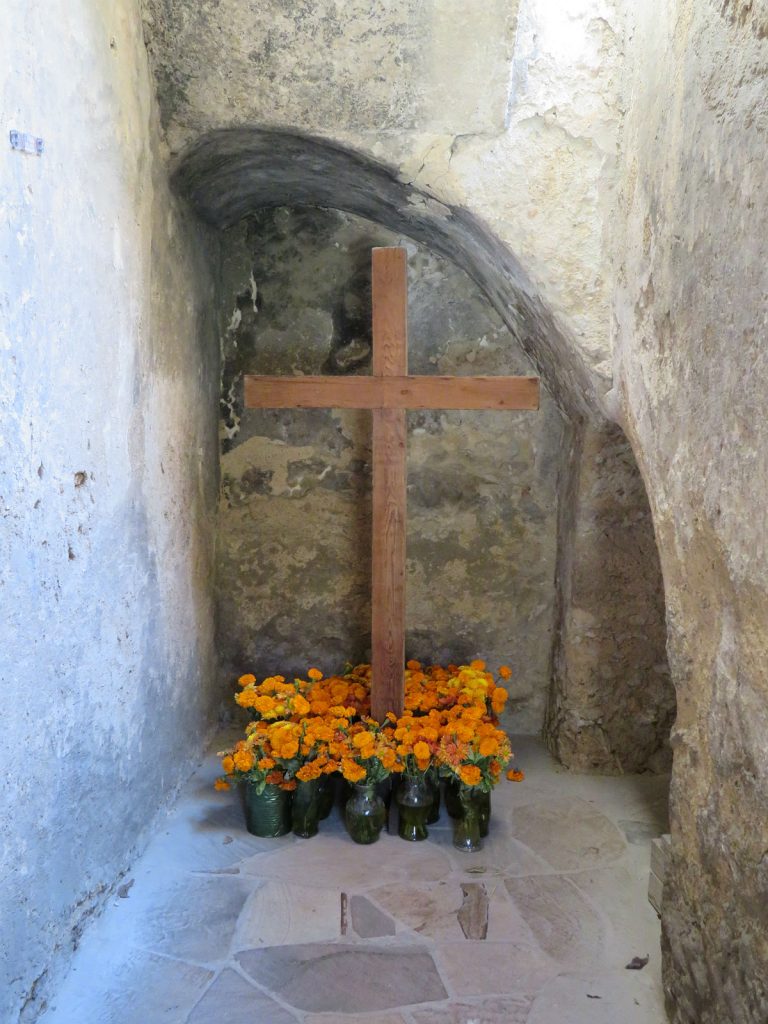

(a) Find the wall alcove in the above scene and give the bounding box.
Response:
[174,127,675,772]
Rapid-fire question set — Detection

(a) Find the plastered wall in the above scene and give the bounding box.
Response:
[0,2,219,1018]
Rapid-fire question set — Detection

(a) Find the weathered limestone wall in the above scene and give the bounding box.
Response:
[216,207,564,732]
[144,0,628,387]
[614,1,768,1019]
[0,2,219,1020]
[545,422,673,773]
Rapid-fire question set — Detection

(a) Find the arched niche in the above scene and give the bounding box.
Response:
[173,127,674,772]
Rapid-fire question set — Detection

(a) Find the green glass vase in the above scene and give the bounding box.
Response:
[318,774,336,820]
[345,782,387,844]
[452,785,483,853]
[396,773,431,841]
[426,767,441,824]
[444,777,462,819]
[244,781,292,838]
[292,777,322,838]
[477,788,491,838]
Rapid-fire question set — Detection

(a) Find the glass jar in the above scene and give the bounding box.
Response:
[396,773,432,842]
[452,785,484,852]
[426,766,441,824]
[292,777,322,838]
[345,782,387,844]
[317,773,336,820]
[244,781,292,837]
[444,777,462,819]
[477,788,491,838]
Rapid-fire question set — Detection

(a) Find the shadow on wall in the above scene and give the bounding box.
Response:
[173,126,675,773]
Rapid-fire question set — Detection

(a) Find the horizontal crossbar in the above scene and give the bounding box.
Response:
[244,375,540,411]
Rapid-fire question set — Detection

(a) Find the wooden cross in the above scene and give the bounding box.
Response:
[244,247,540,721]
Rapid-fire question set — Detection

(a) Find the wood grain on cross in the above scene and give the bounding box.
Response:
[244,247,540,721]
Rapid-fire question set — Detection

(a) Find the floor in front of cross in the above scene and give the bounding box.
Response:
[39,738,669,1024]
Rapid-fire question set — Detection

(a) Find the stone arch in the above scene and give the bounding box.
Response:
[172,126,603,423]
[172,125,674,773]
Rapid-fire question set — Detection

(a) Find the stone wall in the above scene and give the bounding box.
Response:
[545,422,673,773]
[0,2,220,1019]
[216,207,564,732]
[614,0,768,1019]
[143,0,628,387]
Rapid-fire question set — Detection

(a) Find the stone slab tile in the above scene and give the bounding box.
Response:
[242,832,452,890]
[143,790,296,874]
[305,1014,407,1024]
[504,874,605,967]
[618,819,664,846]
[369,881,465,941]
[457,882,490,940]
[525,971,666,1024]
[350,894,397,938]
[562,866,663,975]
[139,874,253,963]
[509,798,626,871]
[233,882,341,949]
[411,995,533,1024]
[436,941,556,997]
[236,943,447,1012]
[427,821,551,878]
[187,968,298,1023]
[41,951,213,1024]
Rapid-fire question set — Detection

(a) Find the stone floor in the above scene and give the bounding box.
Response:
[40,736,670,1024]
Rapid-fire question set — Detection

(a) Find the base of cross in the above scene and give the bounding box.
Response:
[244,247,540,720]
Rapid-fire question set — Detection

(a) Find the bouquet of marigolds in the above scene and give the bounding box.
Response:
[216,659,521,846]
[234,673,312,720]
[436,709,512,792]
[216,726,297,795]
[336,717,398,786]
[334,717,397,843]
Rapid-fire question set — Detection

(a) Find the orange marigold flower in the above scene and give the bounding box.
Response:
[238,673,256,687]
[257,757,275,770]
[491,686,508,708]
[214,777,230,791]
[341,758,367,784]
[406,659,421,670]
[479,736,499,758]
[296,760,323,781]
[221,755,235,774]
[498,665,512,680]
[506,768,525,782]
[413,741,430,761]
[233,749,255,772]
[293,694,311,716]
[308,667,323,681]
[459,764,482,786]
[470,659,486,670]
[380,748,396,770]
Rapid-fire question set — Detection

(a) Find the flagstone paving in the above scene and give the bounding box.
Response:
[39,736,669,1024]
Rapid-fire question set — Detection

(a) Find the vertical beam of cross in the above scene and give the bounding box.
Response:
[370,248,408,722]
